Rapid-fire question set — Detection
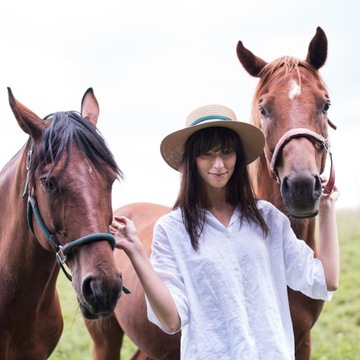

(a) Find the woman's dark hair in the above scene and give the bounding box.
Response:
[173,127,268,250]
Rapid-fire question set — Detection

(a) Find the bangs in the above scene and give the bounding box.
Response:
[189,127,240,156]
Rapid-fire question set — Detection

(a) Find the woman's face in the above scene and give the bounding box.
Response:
[196,148,236,191]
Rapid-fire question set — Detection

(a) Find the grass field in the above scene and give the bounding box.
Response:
[50,209,360,360]
[311,209,360,360]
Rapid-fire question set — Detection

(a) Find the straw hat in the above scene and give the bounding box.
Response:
[160,104,265,171]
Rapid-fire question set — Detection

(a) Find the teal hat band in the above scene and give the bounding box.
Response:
[190,115,232,126]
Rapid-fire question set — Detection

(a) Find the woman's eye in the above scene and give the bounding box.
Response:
[40,177,56,190]
[222,149,233,155]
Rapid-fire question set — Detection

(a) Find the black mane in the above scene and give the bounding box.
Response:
[30,111,123,181]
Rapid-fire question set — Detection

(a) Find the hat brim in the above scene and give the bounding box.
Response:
[160,120,265,171]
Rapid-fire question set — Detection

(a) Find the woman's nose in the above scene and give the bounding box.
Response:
[213,155,224,168]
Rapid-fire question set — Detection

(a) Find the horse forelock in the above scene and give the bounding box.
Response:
[31,111,123,182]
[261,57,300,82]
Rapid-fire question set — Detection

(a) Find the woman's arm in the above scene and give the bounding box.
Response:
[111,216,181,332]
[317,184,340,291]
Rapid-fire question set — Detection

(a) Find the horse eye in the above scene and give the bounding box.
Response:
[322,102,331,114]
[40,177,57,190]
[259,106,267,117]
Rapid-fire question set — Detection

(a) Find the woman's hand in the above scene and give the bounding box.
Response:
[320,178,340,211]
[110,216,142,255]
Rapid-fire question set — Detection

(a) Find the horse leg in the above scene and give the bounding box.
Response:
[130,349,152,360]
[294,332,311,360]
[84,316,123,360]
[288,289,324,360]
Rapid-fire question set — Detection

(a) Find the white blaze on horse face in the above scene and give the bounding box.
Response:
[288,80,301,99]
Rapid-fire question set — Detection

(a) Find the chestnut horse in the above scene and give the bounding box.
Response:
[85,27,335,360]
[236,26,336,360]
[0,88,126,359]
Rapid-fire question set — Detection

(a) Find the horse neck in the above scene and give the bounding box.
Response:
[0,146,59,297]
[250,153,317,251]
[289,219,317,254]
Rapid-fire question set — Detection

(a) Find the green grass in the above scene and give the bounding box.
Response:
[311,209,360,360]
[51,209,360,359]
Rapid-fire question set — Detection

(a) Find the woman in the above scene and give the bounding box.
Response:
[111,104,340,359]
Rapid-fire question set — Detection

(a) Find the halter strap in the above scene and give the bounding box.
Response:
[269,128,335,195]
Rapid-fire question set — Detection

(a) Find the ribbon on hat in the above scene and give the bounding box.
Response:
[191,115,232,126]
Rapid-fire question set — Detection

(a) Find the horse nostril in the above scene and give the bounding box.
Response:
[281,176,290,197]
[82,276,97,305]
[82,276,102,310]
[314,175,322,194]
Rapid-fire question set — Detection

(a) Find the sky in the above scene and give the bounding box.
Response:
[0,0,359,210]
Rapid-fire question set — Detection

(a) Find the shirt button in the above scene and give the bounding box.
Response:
[226,233,231,238]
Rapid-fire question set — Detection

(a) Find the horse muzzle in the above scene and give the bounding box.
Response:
[281,173,322,218]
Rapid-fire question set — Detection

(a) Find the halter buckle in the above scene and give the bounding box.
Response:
[56,246,67,265]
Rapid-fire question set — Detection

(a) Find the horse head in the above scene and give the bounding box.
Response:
[8,88,124,319]
[236,27,335,218]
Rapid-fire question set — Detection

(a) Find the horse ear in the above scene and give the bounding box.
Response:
[81,88,99,125]
[305,27,328,70]
[7,87,45,140]
[236,41,268,77]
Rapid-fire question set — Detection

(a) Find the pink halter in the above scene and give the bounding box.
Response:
[268,127,335,195]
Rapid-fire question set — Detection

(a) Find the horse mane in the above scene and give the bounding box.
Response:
[250,56,327,128]
[30,111,123,182]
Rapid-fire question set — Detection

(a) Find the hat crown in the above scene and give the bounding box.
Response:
[186,105,237,128]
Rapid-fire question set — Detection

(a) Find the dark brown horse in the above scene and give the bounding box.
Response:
[236,26,336,360]
[0,88,126,359]
[85,27,335,360]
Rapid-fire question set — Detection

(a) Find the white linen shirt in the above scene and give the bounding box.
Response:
[147,200,332,360]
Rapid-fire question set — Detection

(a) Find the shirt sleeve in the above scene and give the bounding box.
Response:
[146,220,190,334]
[280,214,333,301]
